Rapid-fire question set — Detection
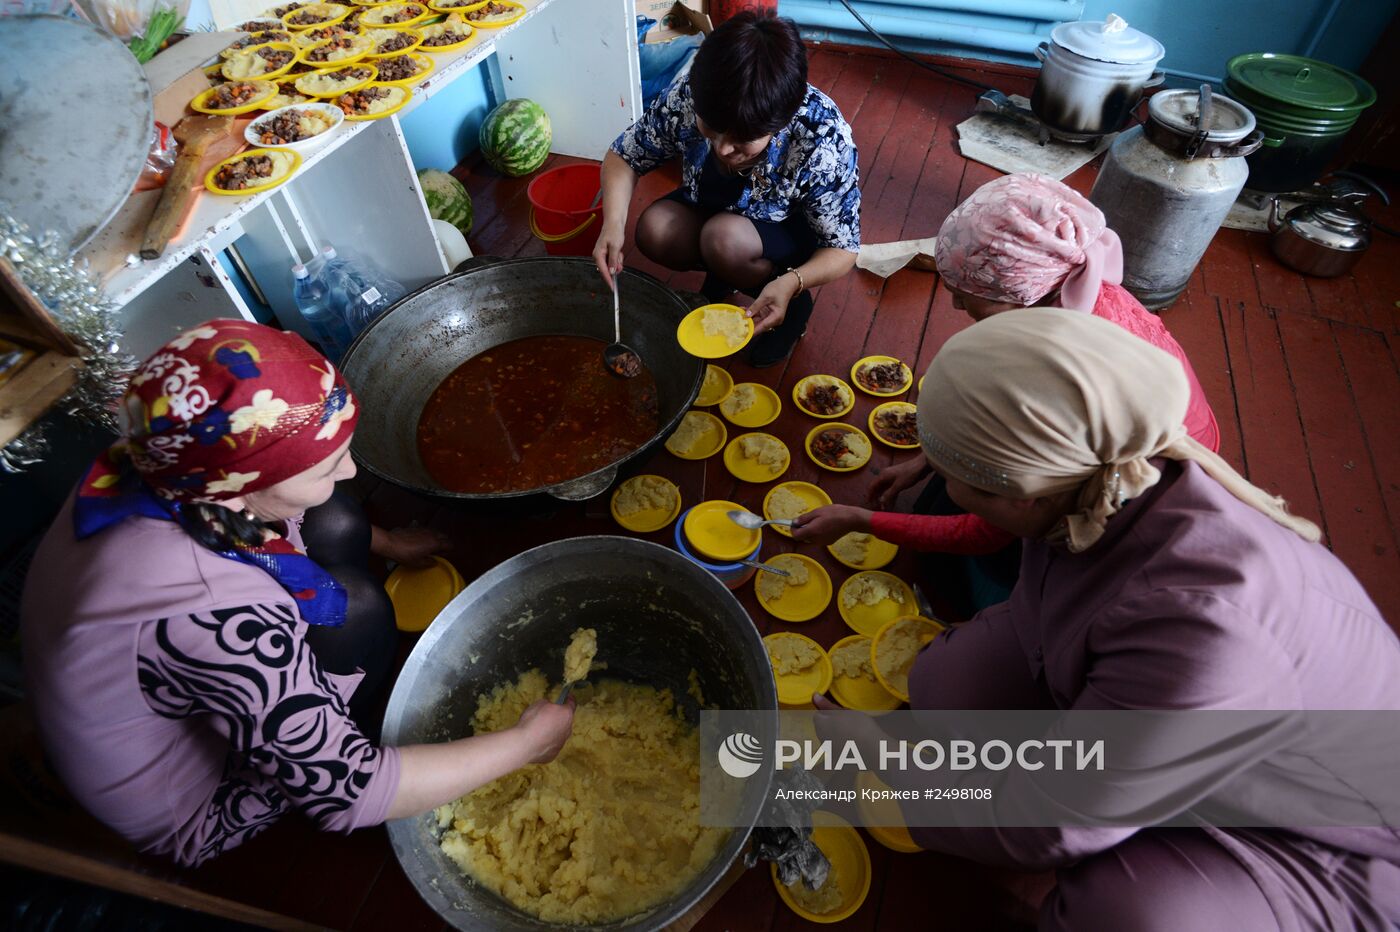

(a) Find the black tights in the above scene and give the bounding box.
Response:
[299,490,397,734]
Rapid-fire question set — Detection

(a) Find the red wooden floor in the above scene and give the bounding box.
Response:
[172,46,1399,931]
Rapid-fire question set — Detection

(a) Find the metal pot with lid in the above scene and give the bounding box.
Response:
[1090,87,1261,310]
[1031,14,1166,140]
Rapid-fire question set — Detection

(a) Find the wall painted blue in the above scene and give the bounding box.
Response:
[785,0,1395,86]
[399,66,496,171]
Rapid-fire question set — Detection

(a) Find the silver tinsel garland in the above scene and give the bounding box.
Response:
[2,206,136,473]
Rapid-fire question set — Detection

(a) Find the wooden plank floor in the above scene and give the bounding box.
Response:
[157,46,1400,931]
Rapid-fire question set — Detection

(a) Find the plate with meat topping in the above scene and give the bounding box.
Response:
[237,17,285,30]
[245,103,343,152]
[221,43,301,81]
[281,2,350,29]
[358,1,431,27]
[334,83,411,120]
[205,148,302,195]
[361,28,424,57]
[427,0,487,11]
[220,29,291,58]
[295,64,376,97]
[191,80,278,114]
[792,374,855,419]
[805,423,873,472]
[850,355,913,397]
[458,0,524,25]
[290,22,358,48]
[371,52,433,84]
[416,16,475,51]
[868,401,919,449]
[261,2,307,18]
[301,33,375,67]
[262,77,315,109]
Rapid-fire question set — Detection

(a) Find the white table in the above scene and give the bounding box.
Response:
[81,0,641,359]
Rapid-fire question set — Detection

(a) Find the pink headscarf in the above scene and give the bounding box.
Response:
[933,173,1124,311]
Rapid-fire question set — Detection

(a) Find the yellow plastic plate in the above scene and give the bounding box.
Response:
[792,373,855,419]
[695,364,734,407]
[850,354,913,397]
[358,1,432,27]
[204,148,303,196]
[458,0,525,26]
[300,34,375,68]
[828,635,902,712]
[827,531,898,571]
[772,812,872,923]
[805,422,873,473]
[362,27,424,57]
[338,83,412,120]
[762,481,831,539]
[856,770,922,852]
[719,382,781,428]
[665,409,726,460]
[294,63,376,97]
[370,52,434,84]
[755,554,832,623]
[868,400,920,450]
[763,632,832,706]
[428,0,486,9]
[724,431,790,483]
[676,304,753,359]
[221,42,303,81]
[609,474,682,533]
[871,615,945,702]
[384,555,464,632]
[918,373,925,395]
[190,80,278,114]
[219,30,288,58]
[290,23,355,48]
[281,2,350,28]
[837,570,917,636]
[683,499,761,563]
[414,19,477,52]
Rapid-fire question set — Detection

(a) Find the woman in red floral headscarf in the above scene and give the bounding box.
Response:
[21,320,574,867]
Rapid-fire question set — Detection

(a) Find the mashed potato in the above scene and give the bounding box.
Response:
[875,618,936,695]
[789,870,845,915]
[436,669,726,925]
[842,572,900,609]
[833,430,871,468]
[740,434,787,474]
[756,554,810,603]
[700,308,748,346]
[767,485,811,523]
[563,627,597,683]
[666,411,713,456]
[767,636,821,676]
[830,637,875,682]
[699,366,728,404]
[615,475,677,517]
[831,532,873,565]
[719,383,757,418]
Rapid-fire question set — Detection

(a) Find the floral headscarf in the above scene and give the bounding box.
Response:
[73,320,361,626]
[933,173,1124,311]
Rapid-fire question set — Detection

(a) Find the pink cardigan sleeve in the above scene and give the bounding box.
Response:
[869,511,1018,555]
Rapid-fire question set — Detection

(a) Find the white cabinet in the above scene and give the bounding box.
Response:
[84,0,640,359]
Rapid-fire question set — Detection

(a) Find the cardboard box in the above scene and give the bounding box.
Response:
[644,0,711,43]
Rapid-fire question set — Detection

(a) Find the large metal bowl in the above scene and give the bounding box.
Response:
[382,537,777,932]
[338,257,701,501]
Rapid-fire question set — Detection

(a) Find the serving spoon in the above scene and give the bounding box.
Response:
[603,279,642,378]
[727,509,794,531]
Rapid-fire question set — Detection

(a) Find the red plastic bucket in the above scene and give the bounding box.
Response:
[527,163,603,257]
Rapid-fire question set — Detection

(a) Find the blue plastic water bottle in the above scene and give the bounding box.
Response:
[291,263,354,362]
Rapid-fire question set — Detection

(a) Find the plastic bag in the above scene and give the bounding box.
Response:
[133,122,177,193]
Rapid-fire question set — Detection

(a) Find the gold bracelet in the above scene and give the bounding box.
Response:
[785,266,805,292]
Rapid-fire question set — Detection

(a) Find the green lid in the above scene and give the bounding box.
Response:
[1226,53,1376,116]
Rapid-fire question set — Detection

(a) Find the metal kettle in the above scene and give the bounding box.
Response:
[1267,173,1386,278]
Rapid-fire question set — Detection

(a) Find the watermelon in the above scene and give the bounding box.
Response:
[479,98,551,177]
[417,168,473,235]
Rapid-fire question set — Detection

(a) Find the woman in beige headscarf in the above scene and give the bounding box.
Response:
[814,308,1400,930]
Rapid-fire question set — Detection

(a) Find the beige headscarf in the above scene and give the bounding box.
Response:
[917,307,1321,552]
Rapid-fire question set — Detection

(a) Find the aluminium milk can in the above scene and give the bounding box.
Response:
[1090,87,1262,310]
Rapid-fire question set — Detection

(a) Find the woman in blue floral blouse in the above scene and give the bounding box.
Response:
[596,13,862,367]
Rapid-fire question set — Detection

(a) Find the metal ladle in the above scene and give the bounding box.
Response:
[603,279,642,378]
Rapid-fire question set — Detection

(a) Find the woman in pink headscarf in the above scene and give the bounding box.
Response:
[794,174,1219,618]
